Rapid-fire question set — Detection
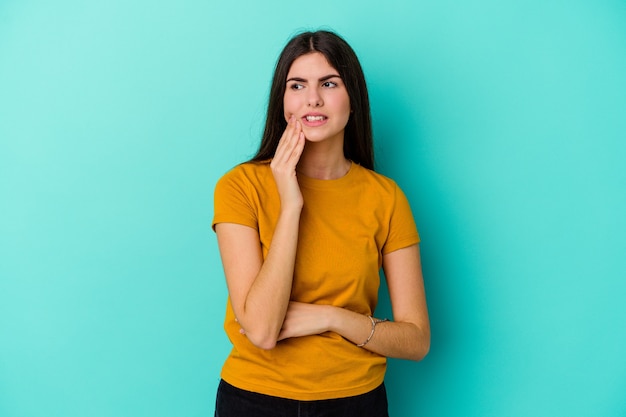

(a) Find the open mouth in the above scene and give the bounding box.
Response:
[304,115,327,122]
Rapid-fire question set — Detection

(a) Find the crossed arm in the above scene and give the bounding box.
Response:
[215,221,430,360]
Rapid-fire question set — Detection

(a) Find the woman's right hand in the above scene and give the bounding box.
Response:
[270,115,306,210]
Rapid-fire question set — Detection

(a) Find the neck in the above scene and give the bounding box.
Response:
[297,141,351,180]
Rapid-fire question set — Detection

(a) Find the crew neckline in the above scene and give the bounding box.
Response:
[297,161,357,190]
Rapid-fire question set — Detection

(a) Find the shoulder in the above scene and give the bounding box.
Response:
[215,160,273,190]
[213,162,274,230]
[352,164,402,195]
[219,160,272,180]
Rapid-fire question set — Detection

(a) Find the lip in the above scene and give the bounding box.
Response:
[301,113,328,127]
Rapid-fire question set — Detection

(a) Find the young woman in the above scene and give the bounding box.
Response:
[212,30,430,417]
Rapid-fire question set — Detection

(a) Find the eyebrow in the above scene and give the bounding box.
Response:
[286,74,341,83]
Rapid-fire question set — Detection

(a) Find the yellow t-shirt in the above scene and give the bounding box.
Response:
[212,160,419,401]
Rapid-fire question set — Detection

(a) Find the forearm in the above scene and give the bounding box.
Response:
[326,306,430,361]
[240,207,301,349]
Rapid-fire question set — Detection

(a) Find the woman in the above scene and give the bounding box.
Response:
[212,30,430,417]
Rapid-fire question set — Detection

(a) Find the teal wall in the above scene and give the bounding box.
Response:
[1,0,625,416]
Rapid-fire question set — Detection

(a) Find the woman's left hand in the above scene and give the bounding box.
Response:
[276,302,331,341]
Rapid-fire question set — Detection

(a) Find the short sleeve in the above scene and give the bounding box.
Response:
[382,183,420,254]
[212,167,258,231]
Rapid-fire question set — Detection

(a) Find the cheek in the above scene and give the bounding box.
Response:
[283,93,298,118]
[340,98,352,121]
[283,102,293,122]
[337,92,351,114]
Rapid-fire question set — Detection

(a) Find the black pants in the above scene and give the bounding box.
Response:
[215,379,389,417]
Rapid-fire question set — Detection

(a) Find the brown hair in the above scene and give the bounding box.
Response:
[250,30,374,170]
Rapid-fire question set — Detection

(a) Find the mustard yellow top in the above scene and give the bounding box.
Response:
[212,161,419,400]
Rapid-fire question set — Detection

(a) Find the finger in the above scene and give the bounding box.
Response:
[275,119,302,165]
[284,121,302,155]
[273,117,296,163]
[276,116,296,149]
[280,118,300,151]
[287,132,305,165]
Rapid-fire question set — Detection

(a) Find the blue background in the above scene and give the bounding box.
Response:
[1,0,625,416]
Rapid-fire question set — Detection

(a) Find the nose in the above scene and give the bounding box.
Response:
[307,87,323,107]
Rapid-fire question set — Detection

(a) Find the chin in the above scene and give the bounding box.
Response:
[303,130,343,144]
[304,135,333,144]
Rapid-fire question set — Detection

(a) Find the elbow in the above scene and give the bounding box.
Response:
[408,326,430,361]
[410,340,430,361]
[236,310,282,350]
[252,338,278,351]
[244,330,280,351]
[236,312,284,350]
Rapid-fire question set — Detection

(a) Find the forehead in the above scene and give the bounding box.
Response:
[286,52,339,78]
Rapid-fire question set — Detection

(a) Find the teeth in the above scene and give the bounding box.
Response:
[306,115,325,121]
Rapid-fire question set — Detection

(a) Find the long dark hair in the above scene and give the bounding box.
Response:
[250,30,374,170]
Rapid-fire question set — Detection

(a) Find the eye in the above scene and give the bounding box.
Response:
[289,83,304,90]
[322,81,338,88]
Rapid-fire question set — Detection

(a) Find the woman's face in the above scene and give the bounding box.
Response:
[283,52,351,145]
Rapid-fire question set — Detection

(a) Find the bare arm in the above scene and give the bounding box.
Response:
[215,116,305,350]
[278,244,430,360]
